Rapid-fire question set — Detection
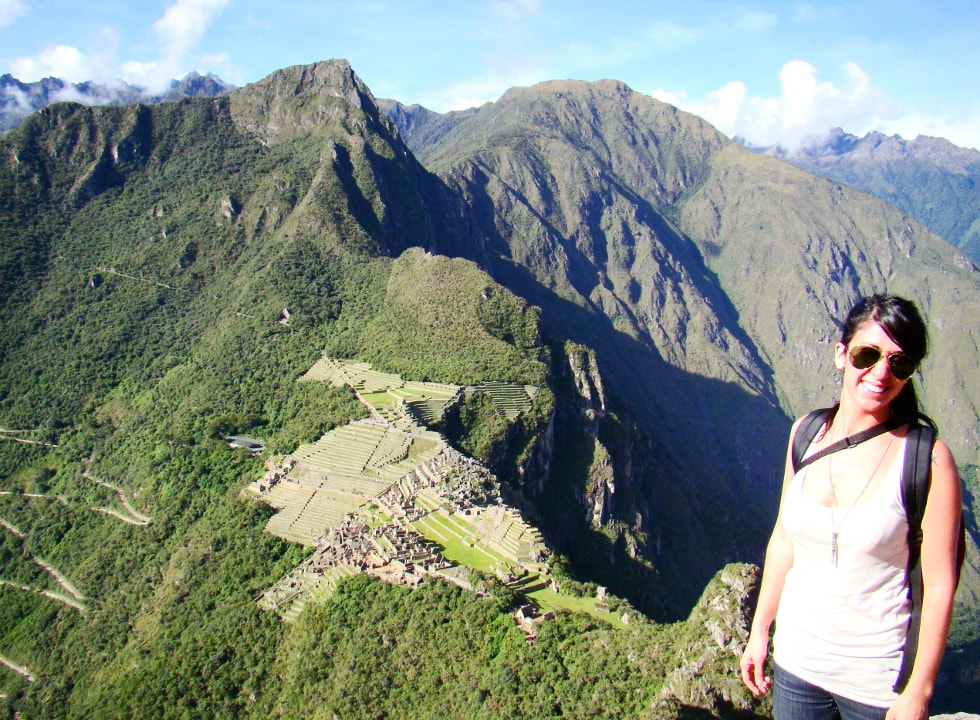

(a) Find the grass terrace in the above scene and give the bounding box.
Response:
[407,493,630,627]
[474,381,536,420]
[256,357,618,626]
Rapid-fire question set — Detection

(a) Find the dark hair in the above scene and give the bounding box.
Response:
[840,294,929,422]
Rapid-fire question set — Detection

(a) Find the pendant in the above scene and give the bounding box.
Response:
[831,531,839,567]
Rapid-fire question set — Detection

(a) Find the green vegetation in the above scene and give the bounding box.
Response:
[3,73,680,718]
[266,572,756,720]
[440,390,511,462]
[342,248,549,388]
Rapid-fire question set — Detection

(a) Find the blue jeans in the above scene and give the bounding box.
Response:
[774,665,888,720]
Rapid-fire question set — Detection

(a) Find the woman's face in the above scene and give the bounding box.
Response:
[835,320,911,417]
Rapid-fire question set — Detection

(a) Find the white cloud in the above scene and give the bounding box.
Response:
[728,7,778,34]
[120,60,157,82]
[10,44,99,82]
[653,60,903,150]
[1,84,31,112]
[882,110,980,152]
[646,9,776,52]
[8,26,122,85]
[488,0,543,21]
[243,14,271,31]
[653,60,980,150]
[440,94,497,112]
[200,51,240,84]
[421,71,538,113]
[413,0,548,112]
[0,0,28,28]
[154,0,230,60]
[123,0,230,91]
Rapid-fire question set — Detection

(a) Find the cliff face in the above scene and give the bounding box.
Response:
[657,563,763,716]
[513,339,758,619]
[568,347,615,528]
[230,60,387,145]
[227,60,492,263]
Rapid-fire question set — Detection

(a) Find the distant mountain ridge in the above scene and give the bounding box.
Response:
[741,128,980,263]
[381,88,980,464]
[6,70,979,267]
[0,71,234,133]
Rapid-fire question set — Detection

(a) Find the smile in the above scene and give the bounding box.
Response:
[860,379,889,395]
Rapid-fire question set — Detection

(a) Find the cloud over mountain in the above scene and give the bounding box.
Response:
[653,60,900,150]
[653,59,980,152]
[7,0,233,94]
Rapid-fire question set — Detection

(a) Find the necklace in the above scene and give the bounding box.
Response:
[827,432,893,567]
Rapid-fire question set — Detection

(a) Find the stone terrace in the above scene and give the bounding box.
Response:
[472,381,538,420]
[255,357,547,616]
[253,420,446,546]
[258,445,495,617]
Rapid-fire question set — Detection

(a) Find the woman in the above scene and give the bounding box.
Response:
[740,294,962,720]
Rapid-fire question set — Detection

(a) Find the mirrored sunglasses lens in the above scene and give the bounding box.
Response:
[850,347,882,370]
[888,355,916,380]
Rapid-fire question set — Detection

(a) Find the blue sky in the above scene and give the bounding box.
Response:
[2,0,979,150]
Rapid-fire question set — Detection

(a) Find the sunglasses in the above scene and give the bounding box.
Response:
[847,345,917,381]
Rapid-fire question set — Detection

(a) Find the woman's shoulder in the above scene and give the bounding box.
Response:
[929,437,957,474]
[921,436,962,514]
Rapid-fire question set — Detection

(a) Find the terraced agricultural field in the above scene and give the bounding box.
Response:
[257,357,623,627]
[260,420,447,545]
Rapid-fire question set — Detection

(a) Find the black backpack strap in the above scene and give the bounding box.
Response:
[893,422,936,693]
[791,408,834,473]
[796,413,907,472]
[792,406,908,474]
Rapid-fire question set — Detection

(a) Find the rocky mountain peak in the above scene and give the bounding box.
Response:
[770,126,980,262]
[230,59,394,145]
[161,71,233,100]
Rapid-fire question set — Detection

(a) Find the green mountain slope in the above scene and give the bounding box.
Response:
[678,144,980,459]
[0,71,234,134]
[390,80,794,615]
[770,129,980,264]
[386,82,980,469]
[0,59,772,718]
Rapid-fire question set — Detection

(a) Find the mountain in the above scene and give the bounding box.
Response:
[1,59,979,716]
[383,81,980,467]
[0,71,234,133]
[744,129,980,264]
[376,98,477,152]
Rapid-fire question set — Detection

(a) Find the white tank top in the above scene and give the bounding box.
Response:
[773,436,911,707]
